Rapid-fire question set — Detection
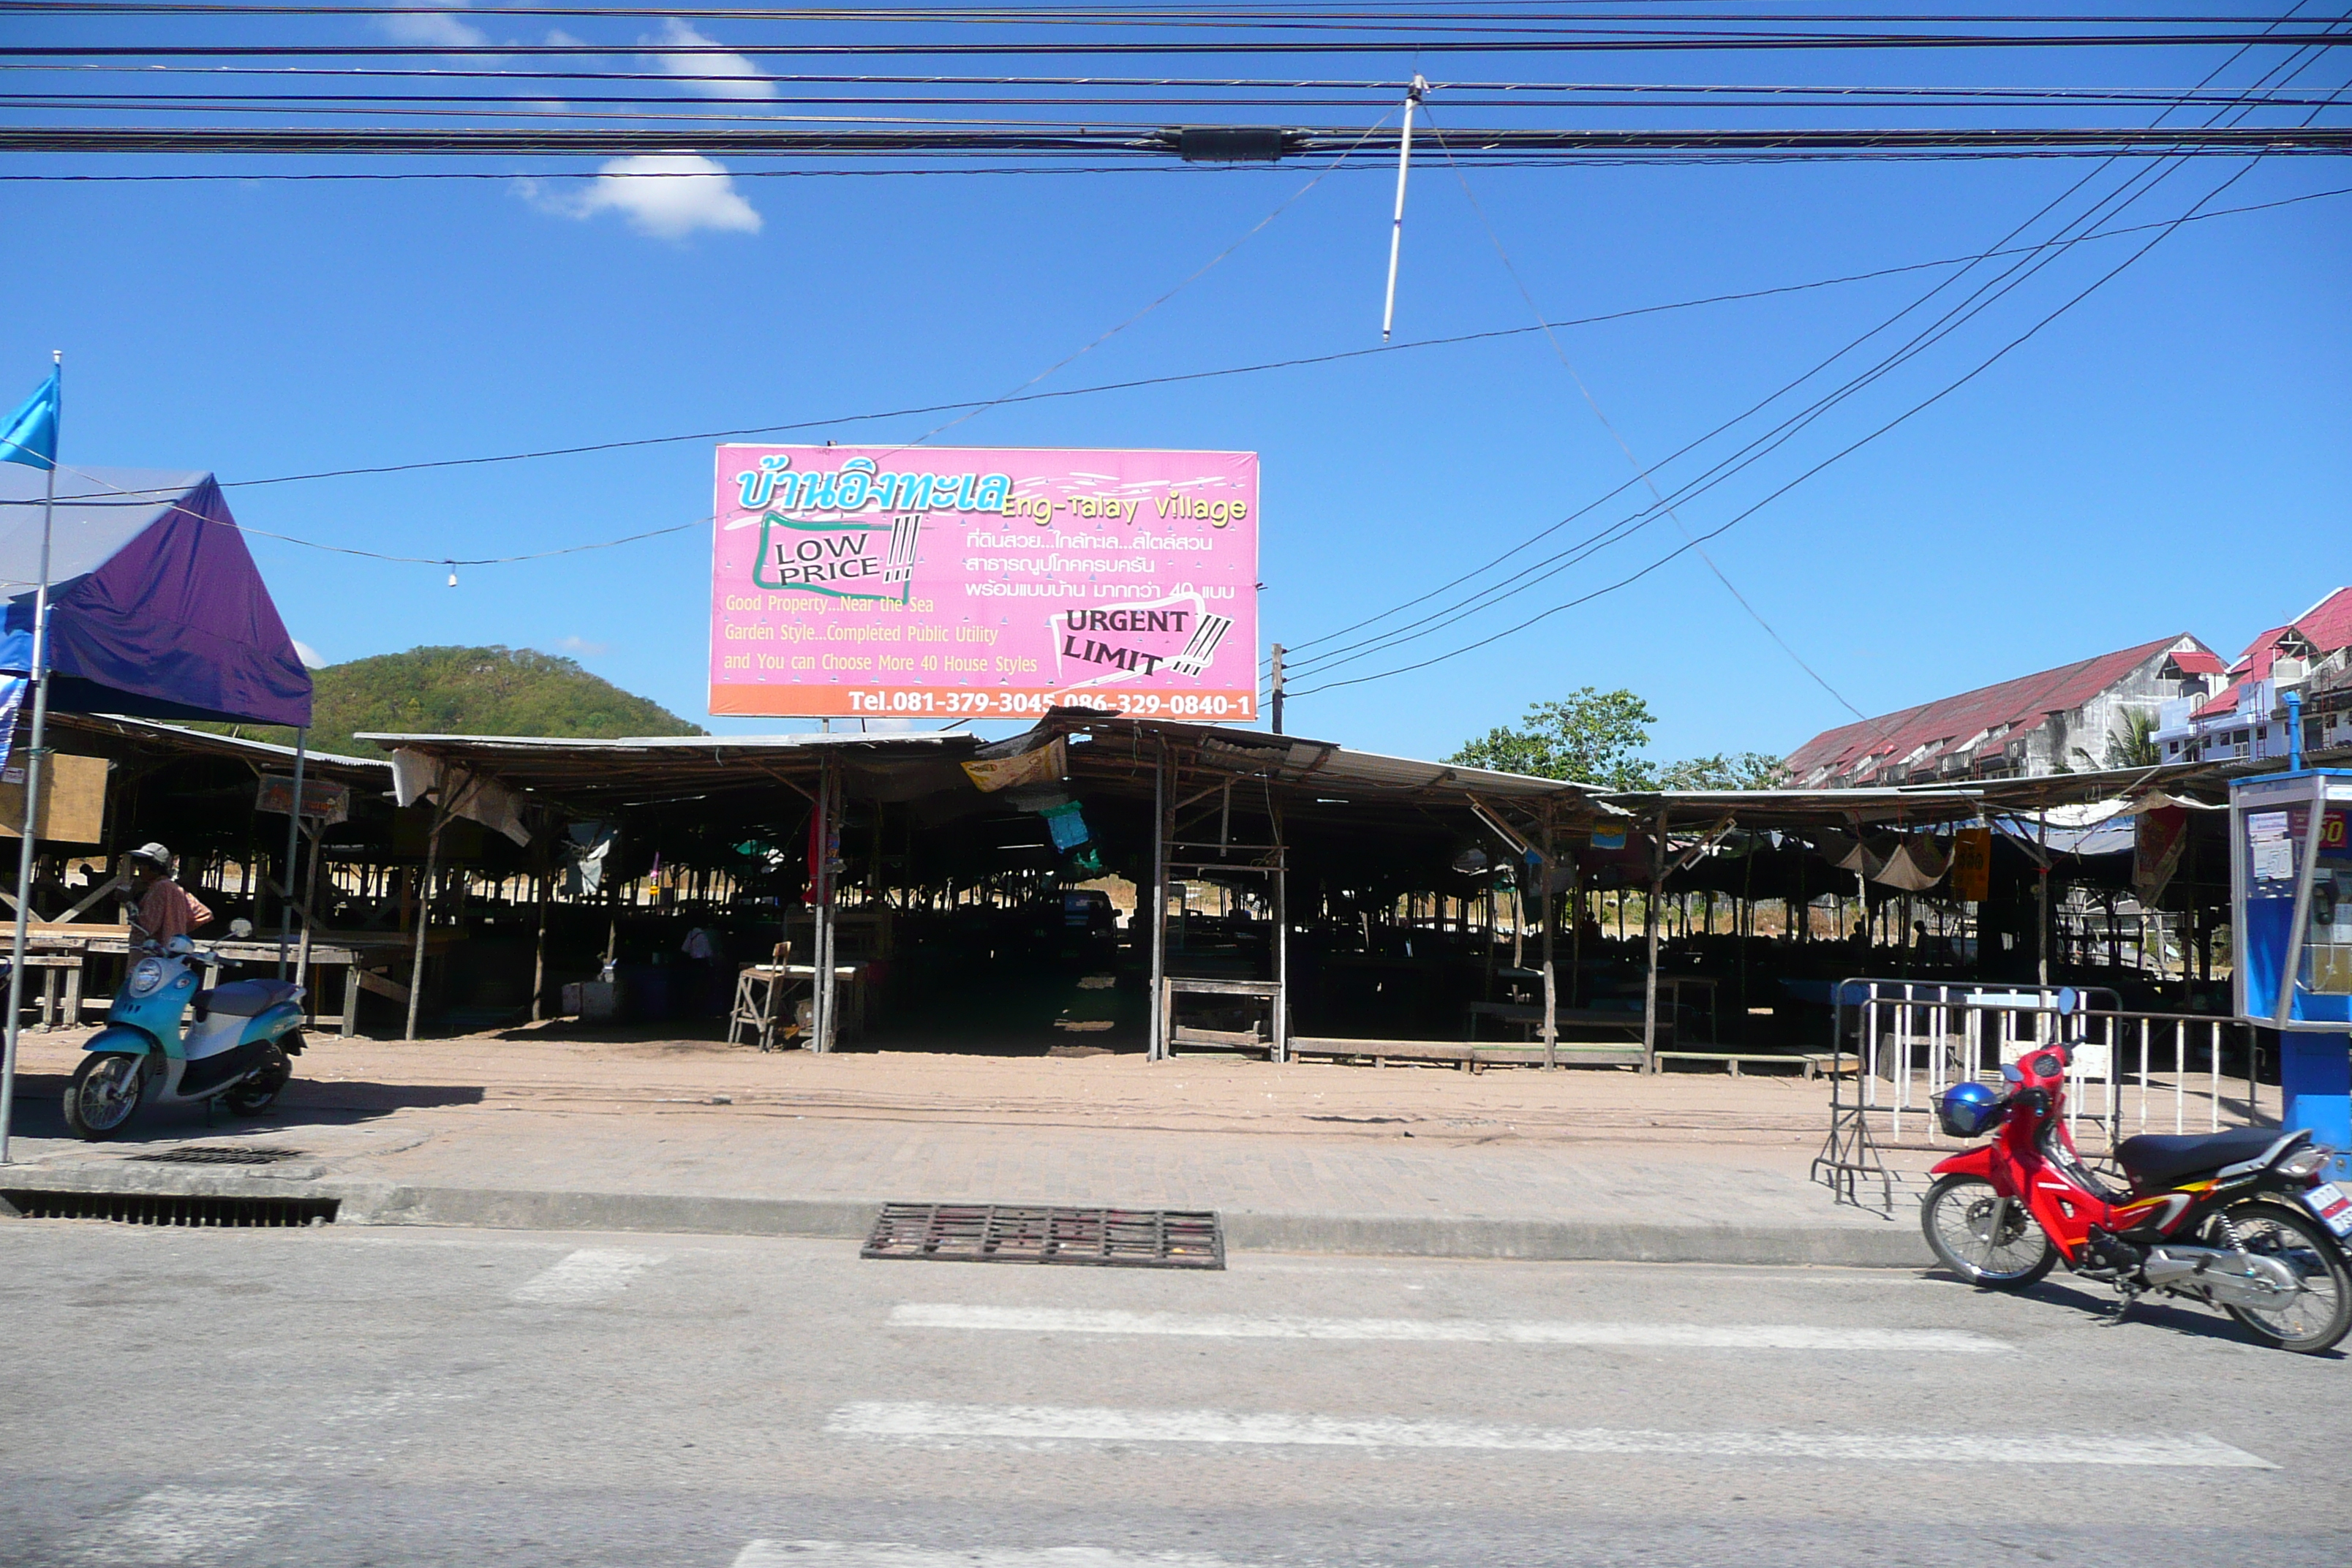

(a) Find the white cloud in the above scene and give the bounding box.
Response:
[645,18,779,100]
[291,639,325,670]
[524,154,763,240]
[551,636,610,657]
[379,1,489,48]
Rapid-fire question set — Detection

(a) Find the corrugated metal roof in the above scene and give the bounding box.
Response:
[1784,633,2206,785]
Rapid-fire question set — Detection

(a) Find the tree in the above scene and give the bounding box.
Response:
[2095,709,2161,771]
[189,645,706,757]
[1447,687,1661,790]
[1657,751,1791,791]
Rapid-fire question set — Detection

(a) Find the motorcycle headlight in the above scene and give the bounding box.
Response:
[126,957,167,998]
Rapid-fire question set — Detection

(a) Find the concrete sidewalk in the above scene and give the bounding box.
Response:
[0,1028,1934,1266]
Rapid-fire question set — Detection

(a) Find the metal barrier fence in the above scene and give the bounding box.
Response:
[1815,978,2266,1211]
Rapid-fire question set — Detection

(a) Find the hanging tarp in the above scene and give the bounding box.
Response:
[0,467,311,727]
[962,735,1067,793]
[1812,829,1890,879]
[2134,805,2192,904]
[389,749,531,846]
[1873,835,1950,892]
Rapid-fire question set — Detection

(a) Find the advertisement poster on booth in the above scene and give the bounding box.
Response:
[709,445,1259,721]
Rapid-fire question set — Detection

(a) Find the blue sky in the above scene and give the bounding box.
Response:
[3,6,2346,766]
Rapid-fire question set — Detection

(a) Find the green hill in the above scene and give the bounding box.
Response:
[197,645,706,758]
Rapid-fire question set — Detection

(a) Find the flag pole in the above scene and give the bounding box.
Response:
[276,727,307,979]
[1,350,60,1166]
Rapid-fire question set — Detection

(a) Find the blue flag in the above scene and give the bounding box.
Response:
[1,368,59,470]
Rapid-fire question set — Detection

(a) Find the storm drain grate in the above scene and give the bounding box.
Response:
[862,1204,1224,1269]
[1,1190,339,1227]
[127,1146,308,1166]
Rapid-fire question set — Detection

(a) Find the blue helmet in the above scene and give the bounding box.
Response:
[1934,1081,2008,1139]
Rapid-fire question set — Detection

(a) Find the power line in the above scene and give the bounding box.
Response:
[1286,161,2285,698]
[16,84,2348,109]
[160,179,2332,502]
[4,124,2348,155]
[6,62,2342,97]
[1286,27,2342,696]
[8,32,2352,59]
[1279,12,2338,676]
[1421,105,1866,716]
[2,5,2326,18]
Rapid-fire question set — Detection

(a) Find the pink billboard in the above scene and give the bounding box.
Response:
[710,445,1259,720]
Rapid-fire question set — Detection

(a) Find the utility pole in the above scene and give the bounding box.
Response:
[1268,644,1285,734]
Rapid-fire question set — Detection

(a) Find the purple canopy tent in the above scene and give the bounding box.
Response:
[0,464,312,1162]
[0,467,312,728]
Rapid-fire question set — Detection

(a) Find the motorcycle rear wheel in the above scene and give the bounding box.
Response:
[221,1041,293,1117]
[2212,1202,2352,1355]
[1922,1174,2057,1288]
[63,1052,146,1140]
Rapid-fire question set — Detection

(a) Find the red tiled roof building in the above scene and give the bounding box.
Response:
[1786,634,2221,787]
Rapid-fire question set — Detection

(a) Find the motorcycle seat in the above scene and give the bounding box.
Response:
[202,979,301,1018]
[2114,1128,2291,1189]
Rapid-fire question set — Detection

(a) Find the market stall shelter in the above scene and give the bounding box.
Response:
[0,465,314,1159]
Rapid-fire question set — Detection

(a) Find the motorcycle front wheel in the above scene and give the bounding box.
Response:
[63,1052,147,1140]
[1921,1174,2057,1288]
[2212,1202,2352,1355]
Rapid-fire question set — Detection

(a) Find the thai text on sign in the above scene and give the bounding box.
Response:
[709,445,1259,720]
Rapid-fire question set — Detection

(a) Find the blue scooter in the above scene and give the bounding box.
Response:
[63,921,308,1139]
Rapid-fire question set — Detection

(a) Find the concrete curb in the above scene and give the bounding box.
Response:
[0,1164,1927,1268]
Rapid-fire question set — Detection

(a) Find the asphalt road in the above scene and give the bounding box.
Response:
[1,1219,2347,1567]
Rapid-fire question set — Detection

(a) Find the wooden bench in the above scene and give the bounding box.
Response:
[1288,1037,1646,1071]
[1656,1049,1844,1079]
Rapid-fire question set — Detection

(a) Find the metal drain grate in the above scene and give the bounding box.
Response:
[862,1204,1224,1269]
[127,1146,308,1166]
[1,1190,339,1227]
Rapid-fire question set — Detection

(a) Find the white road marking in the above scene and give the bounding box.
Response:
[509,1248,661,1305]
[827,1402,2274,1469]
[888,1304,2006,1353]
[71,1485,306,1565]
[734,1544,1249,1568]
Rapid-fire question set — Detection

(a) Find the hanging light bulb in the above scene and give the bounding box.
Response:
[446,562,459,588]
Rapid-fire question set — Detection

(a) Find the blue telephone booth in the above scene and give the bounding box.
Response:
[2230,761,2352,1181]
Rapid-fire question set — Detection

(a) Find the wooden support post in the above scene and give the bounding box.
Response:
[2036,809,2050,988]
[530,864,550,1024]
[404,788,454,1043]
[1271,798,1289,1063]
[275,727,308,979]
[293,819,324,1024]
[1539,808,1557,1071]
[1148,742,1169,1062]
[810,753,839,1053]
[1641,806,1667,1074]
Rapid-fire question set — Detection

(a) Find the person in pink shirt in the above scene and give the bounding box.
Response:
[128,843,214,946]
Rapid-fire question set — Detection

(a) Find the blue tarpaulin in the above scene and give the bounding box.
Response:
[0,467,312,728]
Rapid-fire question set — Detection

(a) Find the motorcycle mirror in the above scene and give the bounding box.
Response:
[2000,1063,2024,1085]
[227,918,255,939]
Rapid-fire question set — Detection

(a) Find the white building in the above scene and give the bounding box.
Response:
[2154,587,2352,766]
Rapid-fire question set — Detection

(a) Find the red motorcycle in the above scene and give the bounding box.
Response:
[1923,1041,2352,1354]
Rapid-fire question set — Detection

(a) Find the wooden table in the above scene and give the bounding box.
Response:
[728,962,867,1051]
[1657,975,1722,1046]
[1160,975,1286,1062]
[21,926,443,1040]
[1465,1001,1667,1047]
